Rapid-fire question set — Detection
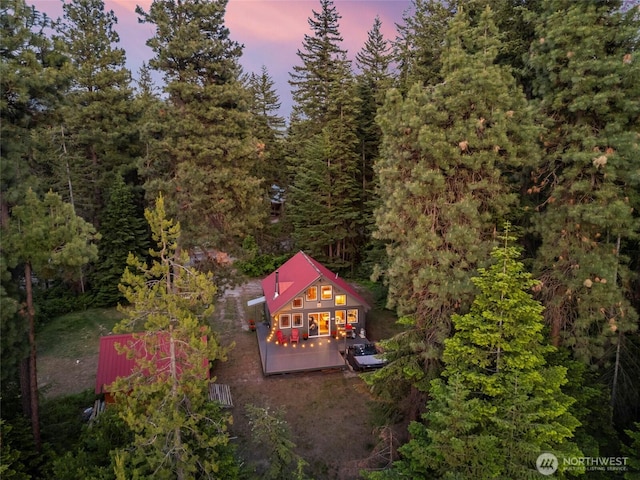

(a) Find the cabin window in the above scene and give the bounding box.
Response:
[279,314,291,329]
[293,313,303,328]
[306,287,317,301]
[292,297,303,308]
[335,310,346,325]
[335,294,346,306]
[321,285,333,300]
[347,309,358,324]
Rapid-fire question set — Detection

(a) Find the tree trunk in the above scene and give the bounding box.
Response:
[24,261,41,450]
[19,357,31,419]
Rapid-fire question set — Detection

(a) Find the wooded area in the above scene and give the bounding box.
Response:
[1,0,639,478]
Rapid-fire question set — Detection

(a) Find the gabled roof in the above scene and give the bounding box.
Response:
[95,332,208,395]
[261,251,370,314]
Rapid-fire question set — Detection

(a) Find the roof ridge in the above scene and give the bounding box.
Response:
[300,250,322,276]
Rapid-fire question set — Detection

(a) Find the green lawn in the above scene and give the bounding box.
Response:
[37,308,123,358]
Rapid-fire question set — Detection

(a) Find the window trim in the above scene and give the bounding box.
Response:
[279,313,291,329]
[335,294,346,306]
[292,297,304,309]
[321,285,333,300]
[335,310,346,325]
[347,309,358,324]
[305,286,318,301]
[293,313,303,328]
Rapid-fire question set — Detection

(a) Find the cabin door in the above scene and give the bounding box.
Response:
[308,312,330,337]
[319,312,330,336]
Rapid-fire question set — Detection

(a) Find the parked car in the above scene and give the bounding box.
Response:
[346,343,387,371]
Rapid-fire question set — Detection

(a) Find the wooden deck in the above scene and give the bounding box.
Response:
[256,322,365,375]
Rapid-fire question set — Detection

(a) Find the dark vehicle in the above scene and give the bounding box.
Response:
[346,343,387,371]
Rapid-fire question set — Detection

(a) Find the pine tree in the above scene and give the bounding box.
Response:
[289,0,348,131]
[288,64,363,270]
[372,232,581,479]
[370,5,539,415]
[286,0,365,270]
[0,0,67,223]
[53,0,138,227]
[112,195,238,478]
[137,0,265,250]
[91,174,149,307]
[528,0,640,423]
[393,0,454,90]
[245,404,309,480]
[4,189,99,450]
[0,253,25,410]
[247,65,287,188]
[355,16,394,274]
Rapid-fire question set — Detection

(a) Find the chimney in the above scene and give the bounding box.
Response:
[274,270,279,298]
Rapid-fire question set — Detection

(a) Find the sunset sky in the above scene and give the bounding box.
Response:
[30,0,413,116]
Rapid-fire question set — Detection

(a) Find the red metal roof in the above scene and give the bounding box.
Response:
[95,332,209,395]
[261,251,370,314]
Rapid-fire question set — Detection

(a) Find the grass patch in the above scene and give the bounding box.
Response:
[37,308,123,358]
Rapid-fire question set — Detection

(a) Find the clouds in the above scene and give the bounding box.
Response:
[29,0,411,116]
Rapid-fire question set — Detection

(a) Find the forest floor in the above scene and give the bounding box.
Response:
[38,278,400,479]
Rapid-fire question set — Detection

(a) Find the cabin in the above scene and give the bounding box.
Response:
[261,251,370,340]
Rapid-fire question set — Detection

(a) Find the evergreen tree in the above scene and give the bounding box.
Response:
[393,0,454,90]
[370,6,539,416]
[288,64,363,270]
[245,404,309,480]
[91,174,149,307]
[4,189,99,450]
[112,195,238,478]
[393,0,543,95]
[0,254,25,416]
[286,0,365,270]
[53,0,138,227]
[289,0,348,131]
[0,0,67,223]
[370,233,581,479]
[528,0,640,423]
[355,16,394,273]
[136,0,265,250]
[247,65,287,188]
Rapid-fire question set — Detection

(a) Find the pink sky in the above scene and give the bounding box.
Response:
[30,0,412,116]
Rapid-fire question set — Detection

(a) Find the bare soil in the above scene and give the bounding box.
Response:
[38,279,391,479]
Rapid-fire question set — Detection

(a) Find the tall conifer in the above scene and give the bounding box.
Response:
[113,196,237,478]
[355,16,393,260]
[370,6,539,412]
[289,0,348,131]
[371,234,581,479]
[528,0,640,421]
[286,0,363,269]
[137,0,265,249]
[0,0,66,222]
[5,189,99,449]
[247,66,287,189]
[54,0,138,227]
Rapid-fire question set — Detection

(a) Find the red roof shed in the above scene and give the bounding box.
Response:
[95,332,209,401]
